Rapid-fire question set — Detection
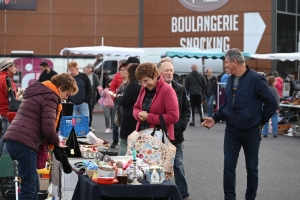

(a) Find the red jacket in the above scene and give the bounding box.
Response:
[110,72,123,93]
[0,71,17,116]
[133,76,179,140]
[275,77,283,97]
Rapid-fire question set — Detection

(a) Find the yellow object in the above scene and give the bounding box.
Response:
[37,168,50,175]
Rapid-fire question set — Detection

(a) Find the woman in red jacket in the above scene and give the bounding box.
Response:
[133,62,179,140]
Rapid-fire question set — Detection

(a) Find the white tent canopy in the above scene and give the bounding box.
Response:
[60,46,146,58]
[250,53,300,61]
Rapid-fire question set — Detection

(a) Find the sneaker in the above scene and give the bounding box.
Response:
[111,140,118,148]
[273,135,278,138]
[189,122,195,126]
[105,128,110,134]
[89,127,96,133]
[184,197,193,200]
[109,129,113,134]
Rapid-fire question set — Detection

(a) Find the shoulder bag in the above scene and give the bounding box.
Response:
[6,76,22,112]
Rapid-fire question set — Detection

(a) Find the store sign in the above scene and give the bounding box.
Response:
[0,0,36,10]
[178,0,229,12]
[172,12,266,53]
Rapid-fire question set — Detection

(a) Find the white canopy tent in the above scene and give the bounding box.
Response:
[250,53,300,61]
[60,46,146,87]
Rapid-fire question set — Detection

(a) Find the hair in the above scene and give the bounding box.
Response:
[106,78,113,88]
[267,76,276,86]
[206,68,212,73]
[40,61,49,67]
[85,63,94,72]
[118,59,127,66]
[135,62,159,80]
[127,63,139,82]
[225,48,245,64]
[156,58,172,69]
[68,61,79,69]
[51,73,78,95]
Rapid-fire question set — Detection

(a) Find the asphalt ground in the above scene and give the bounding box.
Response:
[1,112,300,200]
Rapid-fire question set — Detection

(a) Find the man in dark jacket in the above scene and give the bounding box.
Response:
[202,48,277,200]
[38,61,58,82]
[185,64,207,126]
[67,62,92,121]
[157,58,192,200]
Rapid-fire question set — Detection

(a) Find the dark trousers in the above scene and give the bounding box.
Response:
[112,103,119,141]
[190,94,203,122]
[88,103,94,127]
[223,125,261,200]
[6,140,40,200]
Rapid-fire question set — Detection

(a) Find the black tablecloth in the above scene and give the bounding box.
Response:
[72,175,182,200]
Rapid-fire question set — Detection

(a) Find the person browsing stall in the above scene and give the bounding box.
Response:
[133,62,179,141]
[3,73,78,200]
[202,48,277,200]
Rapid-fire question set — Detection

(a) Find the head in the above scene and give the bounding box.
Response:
[157,58,174,84]
[50,73,78,100]
[191,64,198,71]
[119,65,128,80]
[136,62,159,90]
[118,59,127,67]
[267,76,276,86]
[40,61,49,73]
[206,68,213,78]
[67,61,79,77]
[106,78,113,88]
[224,48,245,76]
[84,63,94,74]
[122,57,140,67]
[0,58,17,75]
[127,63,139,82]
[272,71,279,77]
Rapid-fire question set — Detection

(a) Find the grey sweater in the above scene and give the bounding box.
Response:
[269,86,280,109]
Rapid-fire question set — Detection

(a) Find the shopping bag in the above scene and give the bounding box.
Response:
[127,116,176,179]
[65,126,82,157]
[36,140,47,169]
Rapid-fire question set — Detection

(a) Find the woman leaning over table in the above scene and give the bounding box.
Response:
[133,62,179,141]
[3,73,78,200]
[262,76,280,138]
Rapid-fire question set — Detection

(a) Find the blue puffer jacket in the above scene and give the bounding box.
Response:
[212,67,277,130]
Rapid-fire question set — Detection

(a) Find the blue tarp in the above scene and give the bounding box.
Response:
[161,50,252,60]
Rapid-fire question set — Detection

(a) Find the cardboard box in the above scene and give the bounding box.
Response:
[278,124,292,135]
[39,178,49,190]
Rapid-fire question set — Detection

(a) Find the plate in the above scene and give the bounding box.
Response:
[92,178,119,185]
[149,181,163,184]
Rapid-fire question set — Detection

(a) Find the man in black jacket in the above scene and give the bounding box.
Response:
[157,58,192,200]
[185,64,207,126]
[67,62,92,122]
[38,61,57,82]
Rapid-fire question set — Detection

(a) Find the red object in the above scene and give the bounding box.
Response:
[72,118,76,126]
[92,178,118,185]
[110,72,123,94]
[0,72,17,116]
[6,112,17,123]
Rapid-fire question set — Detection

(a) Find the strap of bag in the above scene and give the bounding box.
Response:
[6,76,16,99]
[150,115,168,144]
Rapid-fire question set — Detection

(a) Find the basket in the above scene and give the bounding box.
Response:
[59,115,89,137]
[86,170,97,178]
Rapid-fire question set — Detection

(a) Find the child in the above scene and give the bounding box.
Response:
[98,78,114,133]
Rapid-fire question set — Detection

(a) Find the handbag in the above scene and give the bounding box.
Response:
[36,139,48,169]
[66,126,82,157]
[6,76,22,112]
[113,95,122,127]
[127,116,176,179]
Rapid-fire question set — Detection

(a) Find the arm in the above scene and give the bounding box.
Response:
[180,87,191,131]
[133,89,143,122]
[82,73,92,104]
[41,99,60,145]
[110,73,119,93]
[119,82,141,107]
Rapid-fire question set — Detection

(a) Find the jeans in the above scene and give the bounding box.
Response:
[6,140,39,200]
[224,125,261,200]
[205,94,216,117]
[103,106,113,129]
[173,142,189,199]
[118,138,127,156]
[0,116,9,157]
[112,104,119,141]
[262,113,278,136]
[73,102,89,120]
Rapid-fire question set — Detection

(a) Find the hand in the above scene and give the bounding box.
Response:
[97,86,103,94]
[138,111,148,121]
[201,117,215,129]
[58,143,67,148]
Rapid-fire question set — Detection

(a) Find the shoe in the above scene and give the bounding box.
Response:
[200,118,204,123]
[111,140,118,148]
[263,135,268,137]
[109,129,113,134]
[273,135,278,138]
[184,197,193,200]
[189,122,195,126]
[105,128,110,134]
[89,127,96,133]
